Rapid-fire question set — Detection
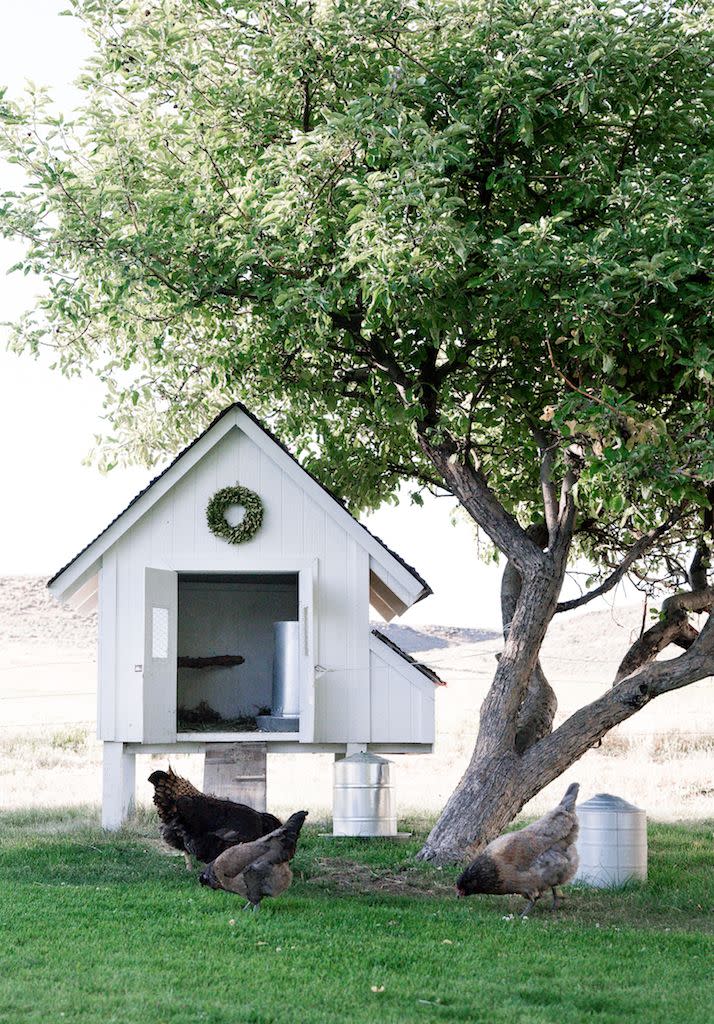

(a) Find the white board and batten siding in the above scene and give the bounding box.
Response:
[102,424,373,745]
[54,404,434,756]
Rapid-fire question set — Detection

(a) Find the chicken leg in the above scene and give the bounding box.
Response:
[520,894,541,918]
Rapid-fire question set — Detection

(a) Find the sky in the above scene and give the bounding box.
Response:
[0,2,633,629]
[0,3,149,585]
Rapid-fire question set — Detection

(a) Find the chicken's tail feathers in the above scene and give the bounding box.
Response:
[281,810,309,844]
[261,811,283,833]
[559,782,580,811]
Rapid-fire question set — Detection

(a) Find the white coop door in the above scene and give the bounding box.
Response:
[143,567,178,742]
[298,565,316,743]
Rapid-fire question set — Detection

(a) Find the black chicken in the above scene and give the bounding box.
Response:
[148,767,282,870]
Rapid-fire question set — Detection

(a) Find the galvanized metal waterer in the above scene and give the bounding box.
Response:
[332,752,398,837]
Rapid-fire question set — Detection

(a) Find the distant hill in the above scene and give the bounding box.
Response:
[0,575,502,654]
[0,576,97,649]
[0,575,646,669]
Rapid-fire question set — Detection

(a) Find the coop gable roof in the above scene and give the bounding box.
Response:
[48,403,432,617]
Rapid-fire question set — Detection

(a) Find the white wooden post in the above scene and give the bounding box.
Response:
[102,741,136,829]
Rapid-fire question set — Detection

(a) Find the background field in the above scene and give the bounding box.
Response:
[2,577,712,1024]
[2,576,713,823]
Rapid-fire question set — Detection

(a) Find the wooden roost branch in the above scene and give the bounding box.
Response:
[177,655,245,669]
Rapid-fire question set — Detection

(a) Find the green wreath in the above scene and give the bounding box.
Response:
[206,485,264,544]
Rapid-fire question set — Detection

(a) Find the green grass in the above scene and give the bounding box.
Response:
[0,810,711,1024]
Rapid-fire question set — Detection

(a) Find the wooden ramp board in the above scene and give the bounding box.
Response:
[203,742,267,811]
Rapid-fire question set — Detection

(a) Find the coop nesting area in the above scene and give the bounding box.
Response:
[175,573,299,734]
[176,699,271,733]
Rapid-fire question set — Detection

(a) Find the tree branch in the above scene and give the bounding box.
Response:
[301,74,312,133]
[500,523,549,634]
[555,507,687,613]
[614,586,714,682]
[527,609,714,776]
[688,539,711,591]
[499,532,558,754]
[515,661,558,754]
[329,307,411,392]
[550,457,578,566]
[419,432,546,574]
[531,426,559,542]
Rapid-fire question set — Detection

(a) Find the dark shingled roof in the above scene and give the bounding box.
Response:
[371,629,446,686]
[48,402,433,603]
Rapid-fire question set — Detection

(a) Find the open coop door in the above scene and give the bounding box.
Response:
[143,567,178,742]
[298,563,317,743]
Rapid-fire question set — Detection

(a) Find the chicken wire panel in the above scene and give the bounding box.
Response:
[152,607,169,659]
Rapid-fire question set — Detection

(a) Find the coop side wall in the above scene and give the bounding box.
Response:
[368,639,436,745]
[99,425,372,744]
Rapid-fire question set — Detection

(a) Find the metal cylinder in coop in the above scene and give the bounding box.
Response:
[332,752,398,837]
[272,620,300,717]
[575,793,647,887]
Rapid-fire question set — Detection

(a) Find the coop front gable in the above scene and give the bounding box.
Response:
[50,405,433,748]
[92,423,373,744]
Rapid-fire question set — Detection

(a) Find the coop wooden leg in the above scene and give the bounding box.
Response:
[203,743,267,810]
[102,742,136,830]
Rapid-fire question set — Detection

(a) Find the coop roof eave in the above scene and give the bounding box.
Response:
[47,403,433,611]
[370,629,446,687]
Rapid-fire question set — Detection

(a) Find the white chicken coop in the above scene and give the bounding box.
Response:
[48,403,444,828]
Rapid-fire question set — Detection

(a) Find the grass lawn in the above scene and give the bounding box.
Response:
[0,809,711,1024]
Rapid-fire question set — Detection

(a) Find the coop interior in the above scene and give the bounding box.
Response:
[176,572,299,733]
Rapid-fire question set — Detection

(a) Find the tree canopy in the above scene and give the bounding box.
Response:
[2,1,712,584]
[3,0,713,861]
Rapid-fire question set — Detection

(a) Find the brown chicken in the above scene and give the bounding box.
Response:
[148,767,282,870]
[199,810,308,911]
[456,782,579,916]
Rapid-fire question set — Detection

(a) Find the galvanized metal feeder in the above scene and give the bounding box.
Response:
[575,793,647,887]
[256,621,301,732]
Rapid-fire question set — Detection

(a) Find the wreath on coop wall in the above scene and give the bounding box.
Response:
[206,484,264,544]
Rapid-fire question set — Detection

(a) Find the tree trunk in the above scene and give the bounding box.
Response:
[414,431,713,865]
[415,751,537,863]
[417,664,558,863]
[418,562,565,862]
